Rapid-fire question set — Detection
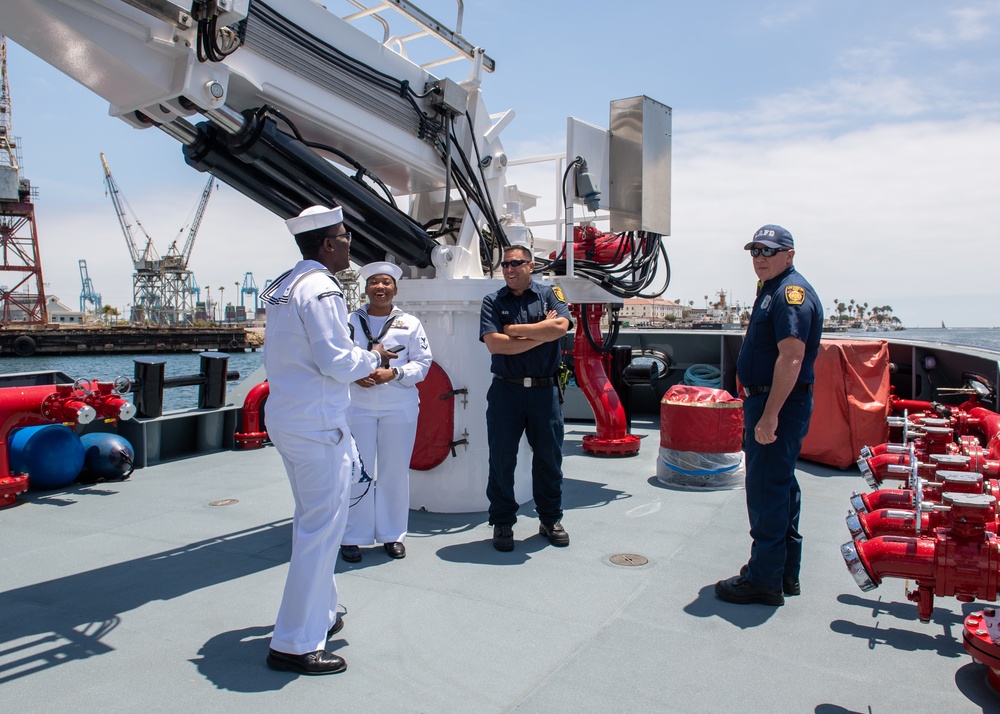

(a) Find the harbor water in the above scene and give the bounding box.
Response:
[843,327,1000,352]
[0,328,996,411]
[0,351,264,412]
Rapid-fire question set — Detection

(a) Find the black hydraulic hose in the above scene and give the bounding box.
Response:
[225,113,437,267]
[183,122,305,218]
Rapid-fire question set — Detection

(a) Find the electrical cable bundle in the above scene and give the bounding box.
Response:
[246,2,447,143]
[424,111,510,275]
[224,3,669,292]
[195,2,242,63]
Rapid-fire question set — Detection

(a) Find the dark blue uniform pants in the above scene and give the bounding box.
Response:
[486,380,564,527]
[743,391,813,590]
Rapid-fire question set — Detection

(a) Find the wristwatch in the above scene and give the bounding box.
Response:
[391,367,401,381]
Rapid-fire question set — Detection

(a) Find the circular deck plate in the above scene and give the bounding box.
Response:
[610,553,648,566]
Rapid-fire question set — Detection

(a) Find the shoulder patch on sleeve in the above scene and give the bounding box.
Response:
[785,285,805,305]
[551,286,566,303]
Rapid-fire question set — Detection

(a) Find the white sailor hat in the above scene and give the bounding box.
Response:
[359,261,403,283]
[285,205,344,235]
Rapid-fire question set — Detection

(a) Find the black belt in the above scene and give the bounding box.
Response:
[494,375,557,388]
[745,383,813,397]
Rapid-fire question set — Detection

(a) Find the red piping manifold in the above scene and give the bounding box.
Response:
[844,493,1000,622]
[234,381,269,450]
[0,380,131,508]
[571,304,640,456]
[964,608,1000,693]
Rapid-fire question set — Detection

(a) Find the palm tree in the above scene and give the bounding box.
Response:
[100,304,119,325]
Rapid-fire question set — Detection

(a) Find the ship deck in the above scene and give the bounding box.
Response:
[2,417,996,713]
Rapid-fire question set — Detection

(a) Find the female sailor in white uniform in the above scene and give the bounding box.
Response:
[341,261,432,562]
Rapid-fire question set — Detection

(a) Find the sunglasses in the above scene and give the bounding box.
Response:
[500,259,530,269]
[749,246,787,258]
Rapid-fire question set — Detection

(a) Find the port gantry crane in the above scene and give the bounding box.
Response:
[0,36,46,326]
[100,152,214,324]
[239,271,258,315]
[78,259,102,313]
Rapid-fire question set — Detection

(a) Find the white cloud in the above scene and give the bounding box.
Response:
[667,118,1000,327]
[759,0,817,28]
[912,2,1000,46]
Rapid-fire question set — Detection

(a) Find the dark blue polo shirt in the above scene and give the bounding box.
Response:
[480,280,573,378]
[736,266,823,387]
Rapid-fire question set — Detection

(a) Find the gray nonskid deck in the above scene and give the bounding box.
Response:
[1,418,996,713]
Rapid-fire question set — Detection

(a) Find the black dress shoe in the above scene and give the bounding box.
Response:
[327,614,344,639]
[715,575,784,606]
[266,648,347,675]
[340,545,362,563]
[740,564,800,596]
[539,521,570,547]
[383,541,406,559]
[492,524,514,552]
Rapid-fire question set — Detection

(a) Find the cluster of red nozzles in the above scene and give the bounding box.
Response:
[841,394,1000,689]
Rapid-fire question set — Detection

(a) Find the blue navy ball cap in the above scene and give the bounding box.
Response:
[744,224,794,250]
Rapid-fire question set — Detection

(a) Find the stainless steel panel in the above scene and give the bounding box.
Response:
[609,96,671,235]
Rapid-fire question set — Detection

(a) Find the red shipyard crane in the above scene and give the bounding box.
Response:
[0,36,46,326]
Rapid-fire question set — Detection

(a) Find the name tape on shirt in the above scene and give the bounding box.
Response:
[551,286,566,303]
[785,285,805,305]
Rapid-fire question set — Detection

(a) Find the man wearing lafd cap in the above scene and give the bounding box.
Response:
[716,224,822,607]
[262,205,397,674]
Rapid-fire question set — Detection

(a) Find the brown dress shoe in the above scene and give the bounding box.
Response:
[384,541,406,559]
[539,521,570,547]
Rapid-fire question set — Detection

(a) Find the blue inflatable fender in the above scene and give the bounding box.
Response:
[78,433,135,483]
[9,424,86,491]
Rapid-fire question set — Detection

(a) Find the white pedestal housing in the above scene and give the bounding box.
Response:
[400,277,533,514]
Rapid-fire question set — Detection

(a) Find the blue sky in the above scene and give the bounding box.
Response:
[3,0,999,326]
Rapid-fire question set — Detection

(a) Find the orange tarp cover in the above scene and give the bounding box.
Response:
[660,385,744,453]
[800,340,891,469]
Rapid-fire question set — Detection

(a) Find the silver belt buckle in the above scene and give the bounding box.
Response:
[523,377,532,388]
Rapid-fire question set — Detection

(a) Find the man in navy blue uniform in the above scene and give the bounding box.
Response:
[480,244,573,552]
[716,225,823,606]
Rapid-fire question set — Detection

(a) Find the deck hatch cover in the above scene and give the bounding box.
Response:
[610,553,648,566]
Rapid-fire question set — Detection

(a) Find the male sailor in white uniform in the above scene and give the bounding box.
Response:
[262,205,397,675]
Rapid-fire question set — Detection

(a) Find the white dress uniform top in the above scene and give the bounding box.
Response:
[264,258,381,657]
[344,300,432,545]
